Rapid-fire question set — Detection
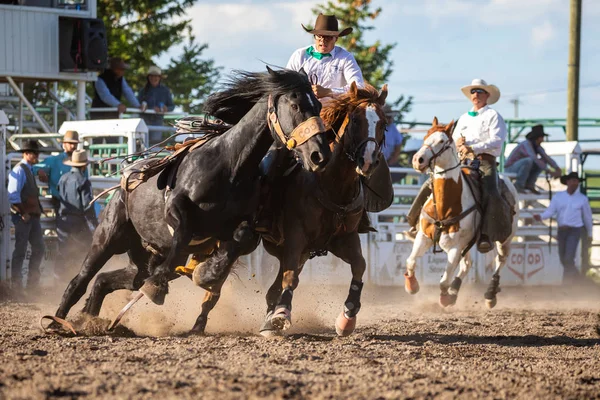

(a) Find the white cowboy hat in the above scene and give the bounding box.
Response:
[461,78,501,105]
[147,65,167,78]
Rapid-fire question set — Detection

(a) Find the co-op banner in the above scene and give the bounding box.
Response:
[364,240,569,286]
[250,239,570,287]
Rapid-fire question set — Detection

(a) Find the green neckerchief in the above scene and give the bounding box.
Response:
[468,111,478,117]
[306,46,331,60]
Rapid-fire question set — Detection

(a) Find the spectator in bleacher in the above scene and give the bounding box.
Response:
[91,57,141,120]
[382,105,403,166]
[138,65,175,128]
[382,104,405,183]
[35,130,81,214]
[534,172,593,283]
[56,150,98,280]
[504,124,562,194]
[7,140,45,294]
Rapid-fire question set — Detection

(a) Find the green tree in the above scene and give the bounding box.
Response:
[310,0,412,123]
[96,0,221,112]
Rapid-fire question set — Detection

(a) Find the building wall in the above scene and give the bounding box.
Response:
[0,5,97,81]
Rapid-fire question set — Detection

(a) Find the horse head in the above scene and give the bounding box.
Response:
[412,117,456,173]
[203,67,332,172]
[323,82,388,178]
[265,66,331,172]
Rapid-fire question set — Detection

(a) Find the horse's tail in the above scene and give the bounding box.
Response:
[499,176,520,245]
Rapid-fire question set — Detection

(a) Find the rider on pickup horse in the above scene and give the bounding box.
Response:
[405,78,509,253]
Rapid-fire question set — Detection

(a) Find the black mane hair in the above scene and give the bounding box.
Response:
[203,68,311,124]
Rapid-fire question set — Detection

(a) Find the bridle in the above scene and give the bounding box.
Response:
[422,135,460,175]
[334,103,385,166]
[267,94,326,150]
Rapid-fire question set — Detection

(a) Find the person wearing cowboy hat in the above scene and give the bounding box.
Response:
[286,13,364,100]
[138,65,174,137]
[504,124,562,194]
[91,57,141,120]
[7,140,46,294]
[405,78,509,253]
[35,130,84,213]
[534,172,593,283]
[55,150,99,281]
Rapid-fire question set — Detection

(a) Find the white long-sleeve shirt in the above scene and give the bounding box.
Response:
[540,190,593,236]
[286,45,364,95]
[452,105,507,158]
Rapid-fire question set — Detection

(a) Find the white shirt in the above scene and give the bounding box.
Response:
[540,190,593,236]
[452,105,507,158]
[286,45,364,95]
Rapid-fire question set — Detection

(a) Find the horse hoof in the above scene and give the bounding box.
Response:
[485,298,497,309]
[404,272,420,294]
[259,329,283,338]
[259,312,282,338]
[270,307,292,331]
[335,312,356,337]
[139,281,167,305]
[190,318,207,335]
[439,293,457,308]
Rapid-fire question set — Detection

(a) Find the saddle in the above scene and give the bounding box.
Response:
[120,116,231,193]
[461,159,516,245]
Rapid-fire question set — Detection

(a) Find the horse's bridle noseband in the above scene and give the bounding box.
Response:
[267,94,325,150]
[336,106,385,165]
[422,138,460,175]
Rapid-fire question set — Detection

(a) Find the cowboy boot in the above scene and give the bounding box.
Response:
[254,177,274,233]
[404,179,432,240]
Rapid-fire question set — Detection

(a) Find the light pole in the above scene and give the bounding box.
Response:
[566,0,582,141]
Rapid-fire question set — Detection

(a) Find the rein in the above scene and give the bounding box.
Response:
[267,94,325,150]
[332,110,384,167]
[421,138,478,253]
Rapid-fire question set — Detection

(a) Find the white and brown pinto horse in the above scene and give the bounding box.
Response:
[404,118,519,308]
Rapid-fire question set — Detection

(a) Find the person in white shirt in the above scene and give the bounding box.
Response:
[534,172,593,282]
[260,13,365,178]
[286,13,364,101]
[405,79,509,253]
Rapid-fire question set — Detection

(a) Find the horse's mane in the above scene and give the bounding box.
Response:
[203,69,312,124]
[321,84,381,127]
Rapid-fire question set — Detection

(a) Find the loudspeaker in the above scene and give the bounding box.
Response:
[80,19,107,70]
[59,17,107,72]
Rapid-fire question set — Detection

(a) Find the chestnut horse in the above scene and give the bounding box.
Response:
[404,118,518,308]
[184,82,389,337]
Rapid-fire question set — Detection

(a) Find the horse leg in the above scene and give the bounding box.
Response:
[404,231,433,294]
[485,241,510,309]
[269,231,306,332]
[439,247,462,307]
[259,261,284,337]
[328,232,366,337]
[82,243,157,317]
[54,193,132,320]
[190,282,223,334]
[140,195,193,305]
[189,222,261,334]
[82,267,141,317]
[448,251,474,305]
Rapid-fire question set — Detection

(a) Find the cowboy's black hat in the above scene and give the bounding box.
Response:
[560,171,582,185]
[17,140,47,153]
[525,124,548,140]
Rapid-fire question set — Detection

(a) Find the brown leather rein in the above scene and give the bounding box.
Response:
[267,94,326,150]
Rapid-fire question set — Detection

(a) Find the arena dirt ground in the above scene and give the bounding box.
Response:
[1,275,600,399]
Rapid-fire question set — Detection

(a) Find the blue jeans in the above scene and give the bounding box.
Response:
[11,214,45,288]
[557,227,582,281]
[505,158,542,189]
